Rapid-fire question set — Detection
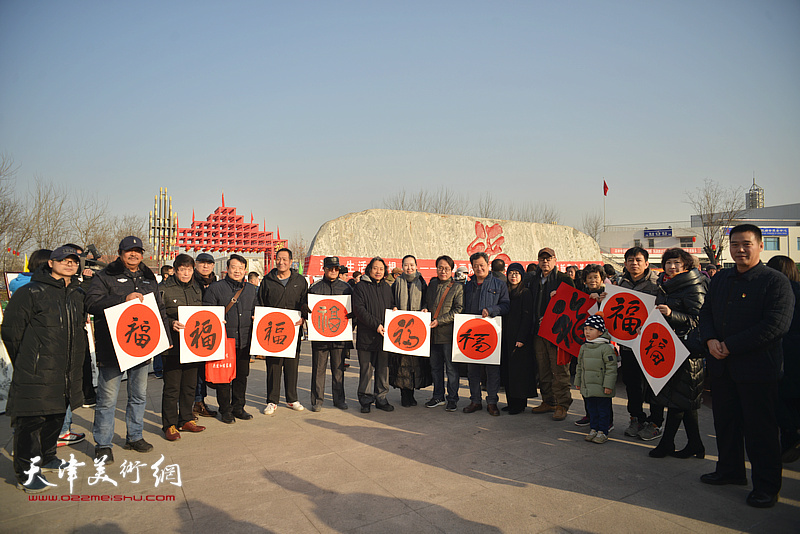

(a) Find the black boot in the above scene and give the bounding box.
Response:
[401,388,413,407]
[671,409,705,459]
[649,408,680,458]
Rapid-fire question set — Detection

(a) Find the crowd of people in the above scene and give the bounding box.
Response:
[3,224,798,509]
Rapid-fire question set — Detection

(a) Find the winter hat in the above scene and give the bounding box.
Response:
[506,262,526,277]
[583,314,606,333]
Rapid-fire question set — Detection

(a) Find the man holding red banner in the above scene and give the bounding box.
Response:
[699,224,794,508]
[528,247,574,421]
[307,256,351,412]
[204,254,257,424]
[86,236,168,464]
[462,252,509,416]
[616,247,663,440]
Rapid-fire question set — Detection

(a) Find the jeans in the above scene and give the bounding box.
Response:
[195,365,208,402]
[430,343,459,402]
[93,361,149,448]
[586,397,612,433]
[467,363,500,404]
[60,406,73,436]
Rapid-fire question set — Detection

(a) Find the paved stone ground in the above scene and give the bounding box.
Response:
[1,346,798,533]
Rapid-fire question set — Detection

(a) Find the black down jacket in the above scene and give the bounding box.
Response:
[2,268,87,417]
[352,275,393,351]
[654,268,707,411]
[85,258,168,369]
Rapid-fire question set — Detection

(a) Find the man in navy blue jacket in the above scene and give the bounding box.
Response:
[462,252,510,416]
[699,224,794,508]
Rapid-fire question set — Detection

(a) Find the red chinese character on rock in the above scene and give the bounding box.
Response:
[467,221,510,264]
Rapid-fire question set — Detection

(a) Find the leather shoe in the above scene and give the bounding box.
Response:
[179,420,206,432]
[375,402,395,412]
[552,405,567,421]
[700,472,748,486]
[335,403,349,410]
[164,425,181,441]
[193,401,217,417]
[462,402,482,413]
[233,410,253,420]
[746,490,778,508]
[361,404,371,413]
[487,404,500,416]
[531,403,556,414]
[220,413,236,424]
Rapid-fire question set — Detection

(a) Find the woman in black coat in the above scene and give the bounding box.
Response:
[389,255,433,406]
[650,248,707,459]
[2,249,87,492]
[352,257,395,413]
[500,263,538,414]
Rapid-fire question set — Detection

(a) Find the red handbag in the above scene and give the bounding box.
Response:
[205,337,237,385]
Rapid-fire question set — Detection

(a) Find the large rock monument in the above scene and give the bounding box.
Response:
[305,209,601,278]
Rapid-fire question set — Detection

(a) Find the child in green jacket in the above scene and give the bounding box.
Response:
[575,314,617,444]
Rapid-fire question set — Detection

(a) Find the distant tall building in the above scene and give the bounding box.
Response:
[746,177,765,209]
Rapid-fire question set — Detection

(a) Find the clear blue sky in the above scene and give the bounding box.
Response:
[1,1,798,243]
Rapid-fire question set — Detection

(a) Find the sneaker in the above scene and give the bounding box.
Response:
[585,429,598,442]
[288,402,305,412]
[638,422,662,441]
[592,431,609,444]
[310,404,322,413]
[82,398,97,408]
[57,431,85,447]
[574,416,591,427]
[445,401,458,412]
[425,398,446,408]
[608,423,615,433]
[262,403,277,415]
[624,417,644,437]
[40,458,64,472]
[95,447,114,465]
[17,476,52,494]
[123,438,154,453]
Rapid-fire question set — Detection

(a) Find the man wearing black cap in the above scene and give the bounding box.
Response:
[85,236,168,464]
[3,246,87,493]
[307,256,352,411]
[528,247,575,421]
[192,252,218,418]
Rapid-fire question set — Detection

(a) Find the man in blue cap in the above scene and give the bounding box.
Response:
[85,236,168,464]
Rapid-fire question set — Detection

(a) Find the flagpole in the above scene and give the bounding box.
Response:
[603,177,606,231]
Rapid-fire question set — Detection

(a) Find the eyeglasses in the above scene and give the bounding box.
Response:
[56,259,79,266]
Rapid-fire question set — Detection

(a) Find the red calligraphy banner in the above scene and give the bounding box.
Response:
[104,293,170,372]
[250,307,302,358]
[308,295,352,342]
[451,314,502,365]
[631,307,690,395]
[539,283,595,357]
[382,310,431,357]
[178,306,226,363]
[599,285,656,347]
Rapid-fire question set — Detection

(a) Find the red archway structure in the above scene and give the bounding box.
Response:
[175,194,287,270]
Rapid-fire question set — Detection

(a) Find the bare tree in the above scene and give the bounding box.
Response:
[288,231,308,273]
[581,211,604,241]
[27,177,77,249]
[685,179,746,264]
[0,154,25,271]
[475,193,499,218]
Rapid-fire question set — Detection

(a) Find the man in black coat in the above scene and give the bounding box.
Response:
[307,256,352,411]
[203,254,257,423]
[699,224,795,508]
[3,246,86,493]
[192,252,219,418]
[528,248,574,421]
[257,248,308,414]
[86,236,168,464]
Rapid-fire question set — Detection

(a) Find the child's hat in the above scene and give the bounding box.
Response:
[584,314,606,333]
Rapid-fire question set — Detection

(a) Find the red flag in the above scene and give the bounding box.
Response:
[603,180,609,196]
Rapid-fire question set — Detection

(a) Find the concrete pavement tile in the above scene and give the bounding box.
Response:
[436,446,540,487]
[415,492,548,534]
[371,463,483,510]
[280,475,413,533]
[266,452,370,496]
[561,500,710,534]
[0,504,77,533]
[182,496,320,533]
